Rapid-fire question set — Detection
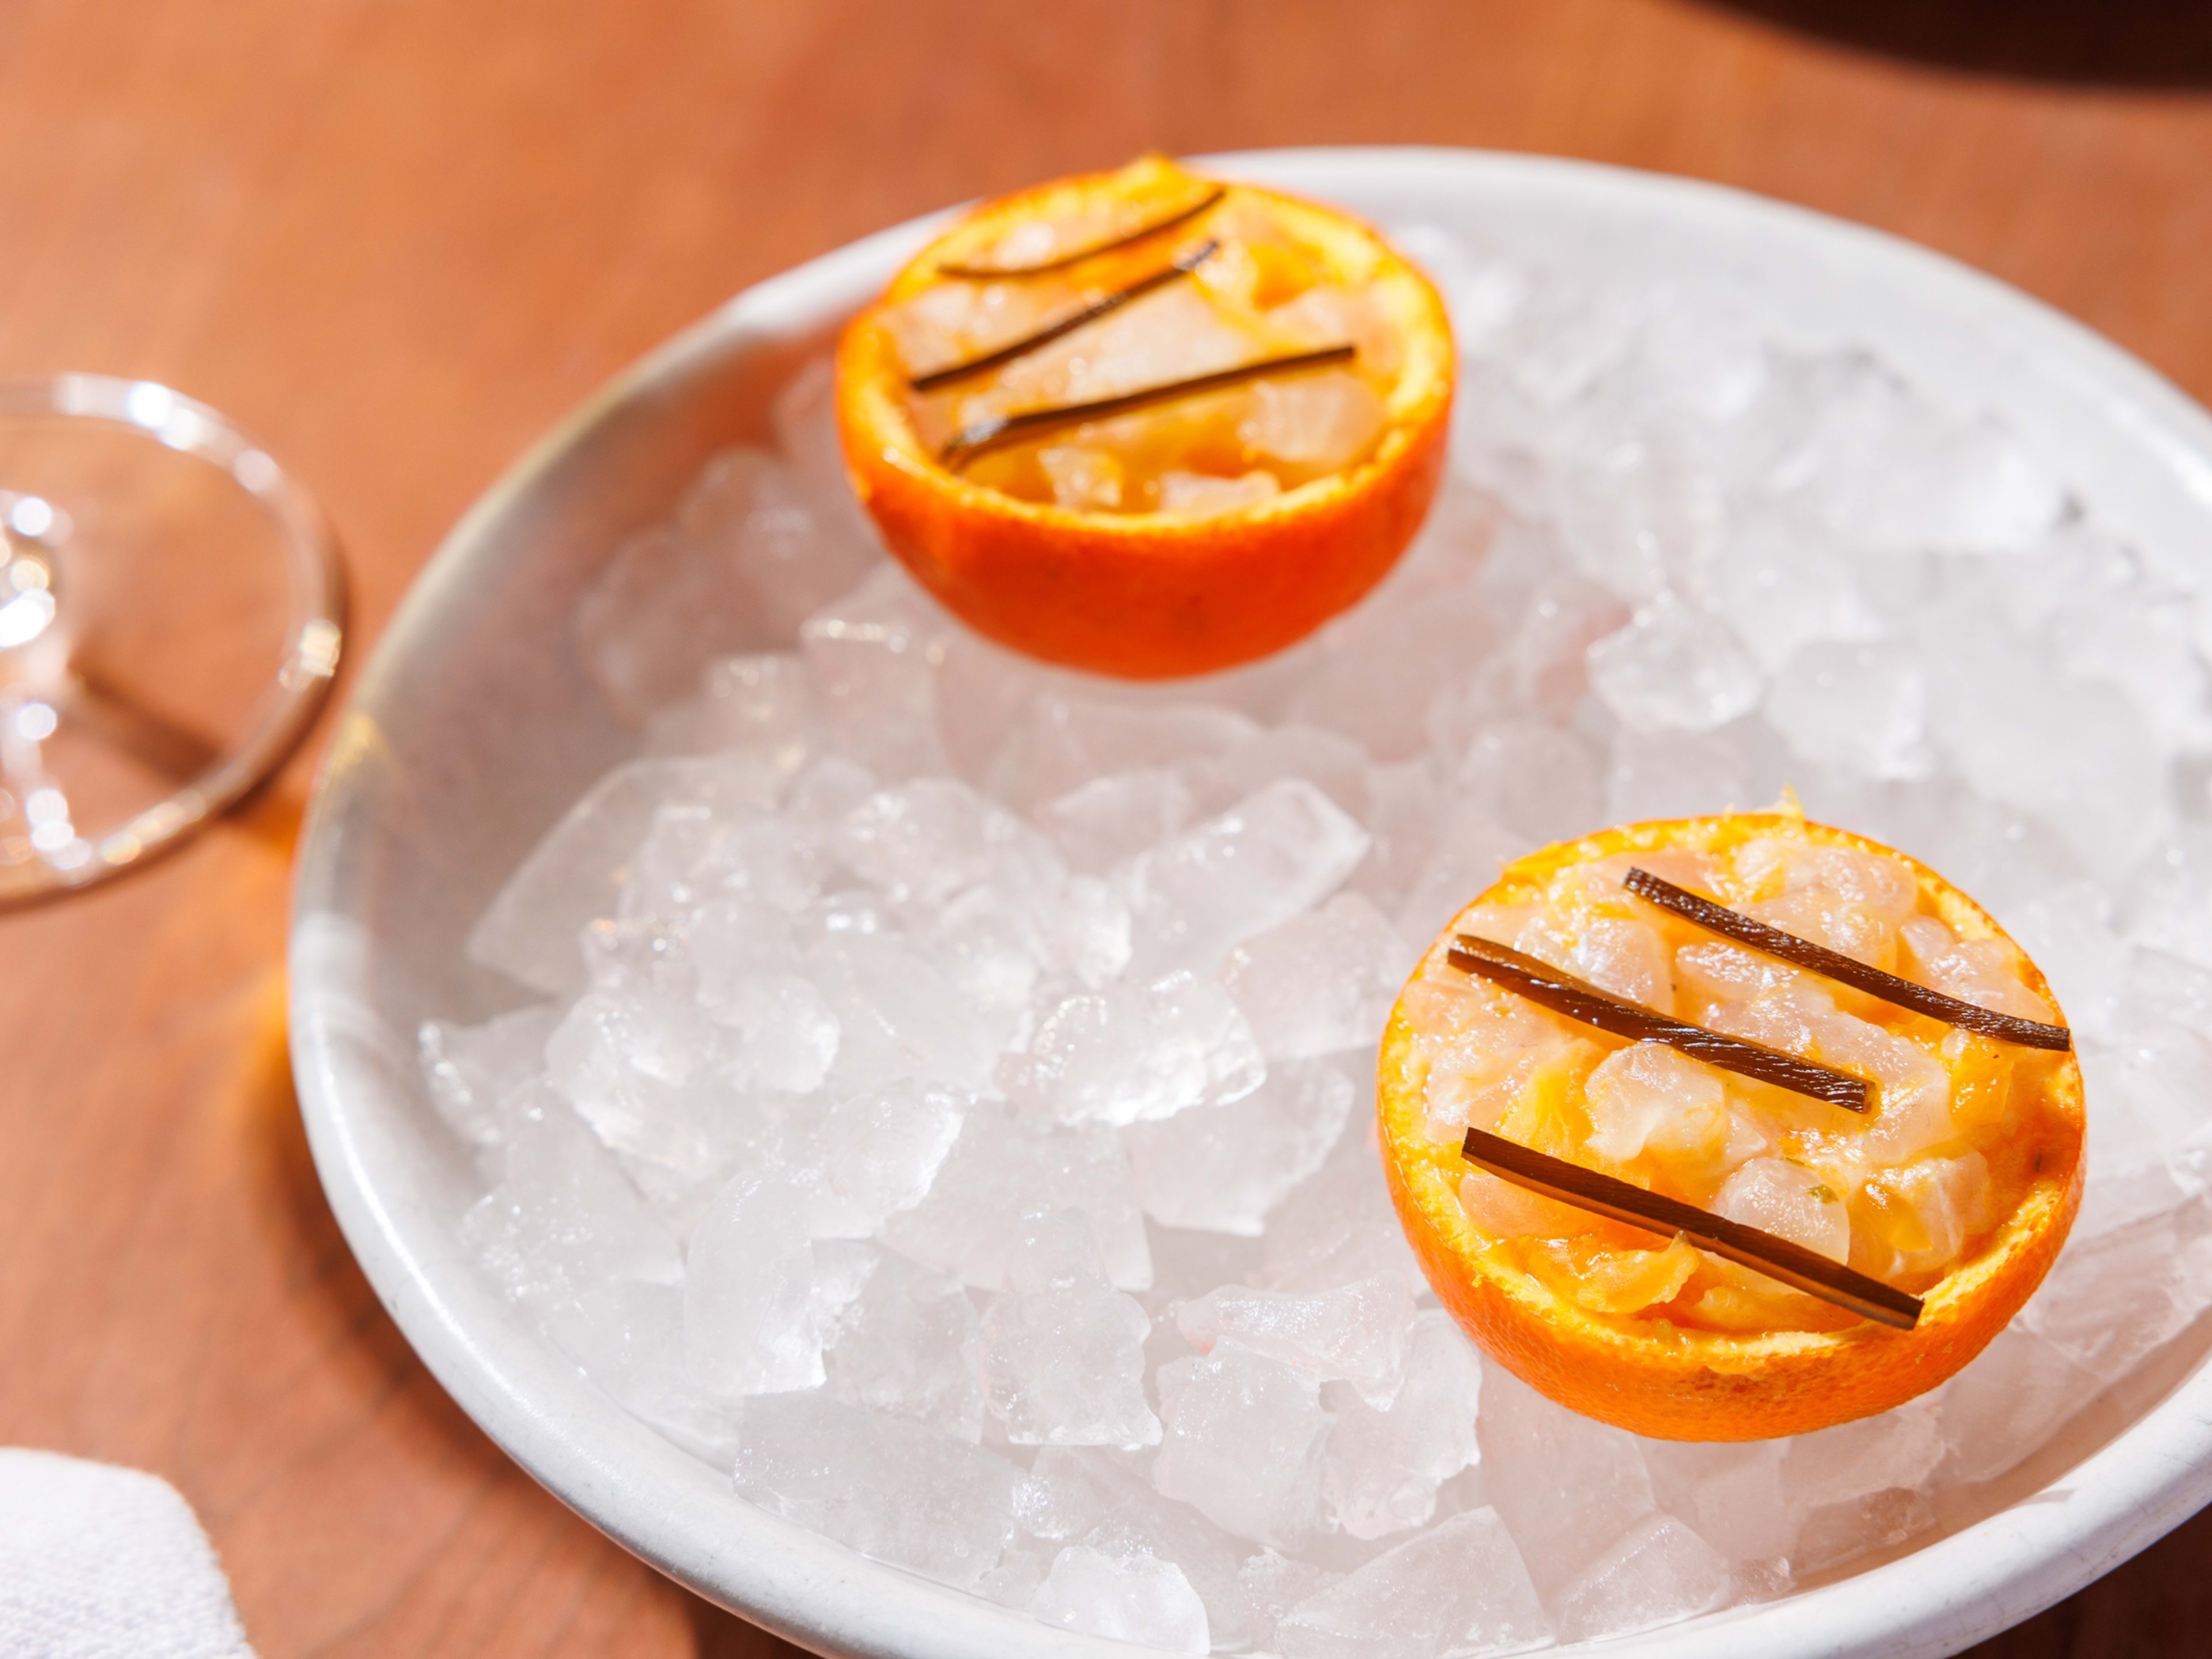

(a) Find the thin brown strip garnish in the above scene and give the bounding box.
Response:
[1623,868,2073,1052]
[937,185,1228,279]
[1448,934,1871,1112]
[941,344,1357,469]
[911,240,1219,393]
[1461,1126,1922,1330]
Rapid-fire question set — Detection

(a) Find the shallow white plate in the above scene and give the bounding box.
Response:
[290,147,2212,1658]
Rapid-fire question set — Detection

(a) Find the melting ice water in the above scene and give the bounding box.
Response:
[423,233,2212,1654]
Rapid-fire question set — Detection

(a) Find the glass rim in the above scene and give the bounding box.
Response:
[0,372,347,911]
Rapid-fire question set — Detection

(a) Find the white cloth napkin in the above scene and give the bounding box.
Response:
[0,1449,257,1659]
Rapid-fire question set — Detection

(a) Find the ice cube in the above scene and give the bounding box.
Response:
[975,1542,1052,1609]
[885,1102,1153,1291]
[1029,1543,1210,1653]
[1023,1447,1253,1649]
[1604,722,1766,825]
[1426,712,1603,848]
[834,775,1063,911]
[1442,551,1629,729]
[990,696,1260,814]
[1550,433,1720,603]
[771,354,883,539]
[1237,1551,1342,1657]
[732,1392,1024,1589]
[1260,1110,1426,1296]
[1321,1312,1484,1540]
[1780,1399,1944,1570]
[1918,600,2170,869]
[1937,1323,2105,1485]
[806,932,998,1093]
[1641,1439,1790,1571]
[1766,355,2066,554]
[1286,581,1502,766]
[2050,568,2212,758]
[1587,590,1762,735]
[1475,1360,1656,1605]
[1123,1058,1355,1236]
[469,756,779,998]
[799,563,954,781]
[1393,800,1523,949]
[979,1211,1160,1449]
[1222,892,1416,1062]
[1767,639,1936,782]
[2004,881,2127,1047]
[462,1084,684,1309]
[1554,1513,1730,1643]
[1177,1274,1415,1407]
[999,971,1264,1128]
[2021,1207,2212,1380]
[542,1277,743,1466]
[1153,1341,1331,1548]
[799,1079,970,1238]
[1120,779,1371,977]
[681,445,882,646]
[543,986,760,1206]
[709,971,840,1096]
[1033,768,1198,874]
[820,1243,984,1442]
[637,805,834,924]
[1041,873,1137,989]
[1691,509,1883,673]
[574,524,762,723]
[1791,1486,1936,1576]
[419,1003,560,1149]
[1346,759,1448,919]
[646,652,820,770]
[683,1171,825,1396]
[2077,1027,2212,1198]
[1274,1506,1551,1659]
[1176,722,1372,823]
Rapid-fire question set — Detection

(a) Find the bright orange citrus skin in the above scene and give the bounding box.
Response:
[1378,813,2086,1442]
[834,164,1455,680]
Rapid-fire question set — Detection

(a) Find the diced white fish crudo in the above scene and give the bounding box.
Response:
[1415,834,2058,1322]
[881,186,1398,516]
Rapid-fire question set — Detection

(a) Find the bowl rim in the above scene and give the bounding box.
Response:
[291,144,2212,1659]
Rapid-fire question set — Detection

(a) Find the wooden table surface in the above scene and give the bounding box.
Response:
[3,1,2210,1653]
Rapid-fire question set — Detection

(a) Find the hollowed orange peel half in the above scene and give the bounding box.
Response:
[834,156,1455,680]
[1378,812,2086,1441]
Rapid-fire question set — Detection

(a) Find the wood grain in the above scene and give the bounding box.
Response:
[1,1,2207,1653]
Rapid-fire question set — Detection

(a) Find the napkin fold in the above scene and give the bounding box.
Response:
[0,1448,257,1659]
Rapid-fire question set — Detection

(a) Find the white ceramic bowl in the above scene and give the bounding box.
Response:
[290,147,2212,1658]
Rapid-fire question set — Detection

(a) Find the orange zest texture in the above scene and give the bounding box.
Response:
[834,155,1455,679]
[1377,811,2086,1441]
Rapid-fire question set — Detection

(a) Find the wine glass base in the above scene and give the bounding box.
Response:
[0,375,344,909]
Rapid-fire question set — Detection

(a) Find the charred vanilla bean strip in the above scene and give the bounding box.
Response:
[1447,934,1871,1112]
[1460,1126,1922,1330]
[941,344,1356,468]
[938,185,1227,278]
[911,241,1219,392]
[1623,868,2073,1052]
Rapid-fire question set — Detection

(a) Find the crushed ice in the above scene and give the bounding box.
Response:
[425,229,2212,1652]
